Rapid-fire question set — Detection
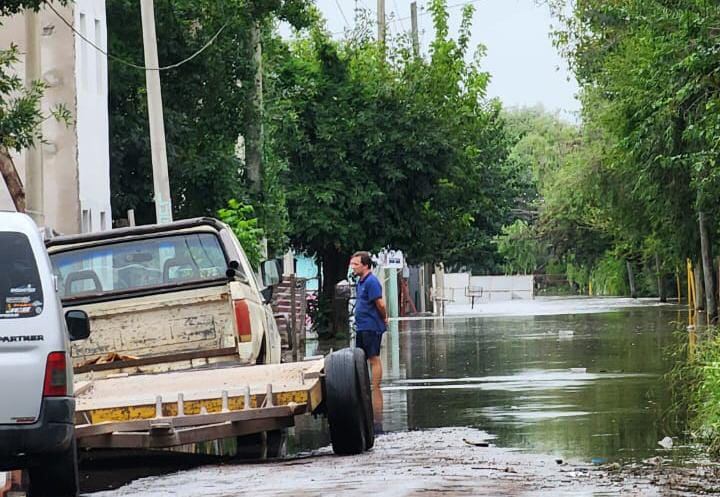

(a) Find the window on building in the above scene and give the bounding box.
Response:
[95,19,103,93]
[82,209,92,233]
[79,13,89,90]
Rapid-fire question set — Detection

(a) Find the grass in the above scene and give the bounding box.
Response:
[667,325,720,454]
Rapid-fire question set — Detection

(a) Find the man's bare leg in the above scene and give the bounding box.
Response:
[368,355,383,389]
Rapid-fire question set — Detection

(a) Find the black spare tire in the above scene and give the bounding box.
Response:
[353,348,375,450]
[324,348,372,455]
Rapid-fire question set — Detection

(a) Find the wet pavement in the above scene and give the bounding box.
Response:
[84,297,720,496]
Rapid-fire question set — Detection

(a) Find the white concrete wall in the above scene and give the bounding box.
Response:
[443,272,470,304]
[74,0,111,233]
[440,273,534,303]
[0,1,110,234]
[470,275,534,301]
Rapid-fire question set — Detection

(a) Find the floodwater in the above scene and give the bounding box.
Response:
[292,297,691,465]
[86,297,710,496]
[379,299,688,463]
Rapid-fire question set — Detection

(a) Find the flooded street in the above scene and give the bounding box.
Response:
[85,297,719,496]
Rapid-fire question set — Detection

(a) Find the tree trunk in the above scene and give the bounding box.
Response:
[655,254,666,303]
[694,261,705,311]
[245,22,263,196]
[319,246,349,337]
[626,260,637,298]
[0,146,25,212]
[699,211,717,322]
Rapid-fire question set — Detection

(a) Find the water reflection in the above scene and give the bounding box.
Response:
[378,306,685,463]
[372,387,384,436]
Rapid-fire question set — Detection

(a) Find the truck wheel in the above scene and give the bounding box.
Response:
[324,348,367,455]
[256,336,267,365]
[235,429,287,459]
[353,348,375,450]
[28,438,79,497]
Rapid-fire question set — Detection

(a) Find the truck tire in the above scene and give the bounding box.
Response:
[353,348,375,450]
[28,438,79,497]
[324,348,369,455]
[256,336,267,365]
[235,429,287,459]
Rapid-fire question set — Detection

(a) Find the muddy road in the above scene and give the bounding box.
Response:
[87,427,720,497]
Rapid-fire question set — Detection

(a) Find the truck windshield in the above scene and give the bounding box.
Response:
[0,232,44,319]
[50,233,231,300]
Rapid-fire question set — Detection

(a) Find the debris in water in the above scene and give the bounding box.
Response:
[658,436,673,449]
[570,367,587,373]
[463,438,489,447]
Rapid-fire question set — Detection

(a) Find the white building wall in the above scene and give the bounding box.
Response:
[0,1,110,234]
[74,0,111,233]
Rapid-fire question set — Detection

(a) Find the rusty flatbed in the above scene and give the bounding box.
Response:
[74,358,325,450]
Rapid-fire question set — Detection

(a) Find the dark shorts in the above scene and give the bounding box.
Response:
[356,331,383,358]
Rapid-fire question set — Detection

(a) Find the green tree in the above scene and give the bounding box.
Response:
[493,220,541,275]
[545,0,720,303]
[268,0,517,315]
[217,199,264,268]
[107,0,311,246]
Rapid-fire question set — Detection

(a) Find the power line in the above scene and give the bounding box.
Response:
[335,0,350,28]
[47,2,228,72]
[396,0,482,23]
[392,0,406,32]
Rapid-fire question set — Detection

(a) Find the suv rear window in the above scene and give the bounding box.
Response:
[0,232,44,319]
[50,232,231,301]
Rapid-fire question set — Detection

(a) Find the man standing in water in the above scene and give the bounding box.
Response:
[350,251,388,388]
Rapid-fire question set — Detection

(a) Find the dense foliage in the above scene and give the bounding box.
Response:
[104,0,521,316]
[268,0,517,298]
[542,0,720,304]
[486,1,720,301]
[107,0,312,232]
[217,199,264,268]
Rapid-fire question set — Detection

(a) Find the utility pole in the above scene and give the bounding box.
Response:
[25,9,43,226]
[377,0,386,46]
[410,1,419,57]
[139,0,173,224]
[245,22,263,196]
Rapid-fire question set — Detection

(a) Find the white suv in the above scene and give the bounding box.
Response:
[0,212,90,497]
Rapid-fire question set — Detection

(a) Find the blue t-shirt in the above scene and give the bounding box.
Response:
[355,272,386,333]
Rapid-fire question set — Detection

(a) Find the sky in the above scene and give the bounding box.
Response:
[307,0,580,121]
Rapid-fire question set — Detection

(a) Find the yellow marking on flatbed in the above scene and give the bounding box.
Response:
[85,390,311,424]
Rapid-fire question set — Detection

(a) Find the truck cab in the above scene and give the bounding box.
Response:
[45,217,281,378]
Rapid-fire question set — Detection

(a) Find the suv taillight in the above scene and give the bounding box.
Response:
[43,352,67,397]
[233,299,252,343]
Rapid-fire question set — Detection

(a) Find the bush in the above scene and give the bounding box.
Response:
[217,199,264,269]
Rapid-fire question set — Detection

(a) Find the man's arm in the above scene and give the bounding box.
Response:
[375,297,388,325]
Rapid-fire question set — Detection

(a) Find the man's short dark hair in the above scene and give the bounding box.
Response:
[352,251,373,268]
